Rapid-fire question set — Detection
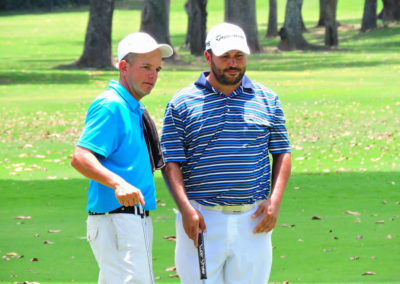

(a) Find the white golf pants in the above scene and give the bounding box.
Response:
[175,202,273,284]
[87,214,153,284]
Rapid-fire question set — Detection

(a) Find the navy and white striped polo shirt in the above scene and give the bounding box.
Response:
[161,72,291,206]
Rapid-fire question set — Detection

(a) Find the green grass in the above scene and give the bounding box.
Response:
[1,0,399,283]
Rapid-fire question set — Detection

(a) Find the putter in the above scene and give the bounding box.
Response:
[139,204,155,284]
[197,231,207,284]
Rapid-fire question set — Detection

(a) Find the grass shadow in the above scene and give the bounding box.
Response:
[0,170,399,282]
[0,69,117,85]
[247,51,400,72]
[0,6,90,17]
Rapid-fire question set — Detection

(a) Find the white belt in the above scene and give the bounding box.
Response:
[191,200,265,213]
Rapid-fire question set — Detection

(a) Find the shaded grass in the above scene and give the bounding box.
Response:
[1,172,399,283]
[0,176,177,282]
[273,172,400,283]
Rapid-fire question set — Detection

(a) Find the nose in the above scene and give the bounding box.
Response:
[148,69,158,79]
[228,57,237,67]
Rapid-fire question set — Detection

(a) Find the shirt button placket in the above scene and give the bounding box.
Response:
[226,96,231,112]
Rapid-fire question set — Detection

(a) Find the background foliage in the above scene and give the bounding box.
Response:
[0,0,90,11]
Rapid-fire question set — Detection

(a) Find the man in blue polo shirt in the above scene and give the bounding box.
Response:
[71,32,172,284]
[161,23,292,283]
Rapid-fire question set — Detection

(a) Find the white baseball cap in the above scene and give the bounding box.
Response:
[117,32,173,62]
[205,23,250,56]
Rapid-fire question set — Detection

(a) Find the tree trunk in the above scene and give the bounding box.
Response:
[188,0,207,55]
[184,0,191,47]
[317,0,327,26]
[278,0,308,51]
[266,0,278,38]
[225,0,261,53]
[76,0,115,69]
[361,0,377,32]
[381,0,400,23]
[299,0,307,31]
[324,0,338,47]
[140,0,175,57]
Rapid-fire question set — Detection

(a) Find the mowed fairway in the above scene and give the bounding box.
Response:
[0,1,399,283]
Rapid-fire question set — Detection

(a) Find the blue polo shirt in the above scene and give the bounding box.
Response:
[77,80,156,212]
[161,72,291,206]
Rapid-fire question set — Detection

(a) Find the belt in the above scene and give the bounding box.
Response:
[88,206,149,217]
[192,200,264,214]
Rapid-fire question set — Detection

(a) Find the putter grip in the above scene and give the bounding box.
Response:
[197,232,207,279]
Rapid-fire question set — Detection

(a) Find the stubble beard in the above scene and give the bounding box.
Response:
[210,59,246,86]
[129,81,151,100]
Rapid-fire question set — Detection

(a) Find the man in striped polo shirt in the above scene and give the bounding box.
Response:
[161,23,291,283]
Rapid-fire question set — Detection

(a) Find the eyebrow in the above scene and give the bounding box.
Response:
[141,63,162,72]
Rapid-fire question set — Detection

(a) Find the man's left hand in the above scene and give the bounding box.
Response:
[251,199,280,234]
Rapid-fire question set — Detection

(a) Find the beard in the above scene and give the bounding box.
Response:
[210,58,246,86]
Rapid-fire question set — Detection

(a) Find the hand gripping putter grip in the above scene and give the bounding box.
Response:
[197,231,207,282]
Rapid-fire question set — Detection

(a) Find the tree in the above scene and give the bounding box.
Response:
[184,0,191,47]
[225,0,261,53]
[299,0,307,31]
[317,0,327,26]
[380,0,400,23]
[278,0,309,51]
[184,0,207,55]
[75,0,115,69]
[265,0,278,38]
[324,0,338,47]
[140,0,174,57]
[361,0,377,32]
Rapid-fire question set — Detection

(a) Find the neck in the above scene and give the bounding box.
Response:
[119,77,141,101]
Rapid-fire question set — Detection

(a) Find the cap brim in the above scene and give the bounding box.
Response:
[158,44,174,58]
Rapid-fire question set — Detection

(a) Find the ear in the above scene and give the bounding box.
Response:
[119,60,128,73]
[204,50,212,67]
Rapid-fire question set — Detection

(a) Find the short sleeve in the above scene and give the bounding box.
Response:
[161,102,187,162]
[77,101,119,158]
[269,96,291,154]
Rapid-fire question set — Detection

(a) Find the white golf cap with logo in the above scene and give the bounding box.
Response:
[205,23,250,56]
[118,32,173,62]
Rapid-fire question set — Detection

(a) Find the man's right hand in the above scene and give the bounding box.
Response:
[115,183,145,207]
[162,162,206,247]
[181,206,206,248]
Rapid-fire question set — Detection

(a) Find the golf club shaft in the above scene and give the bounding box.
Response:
[139,204,155,284]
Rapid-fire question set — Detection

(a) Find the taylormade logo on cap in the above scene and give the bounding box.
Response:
[117,32,173,62]
[205,23,250,56]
